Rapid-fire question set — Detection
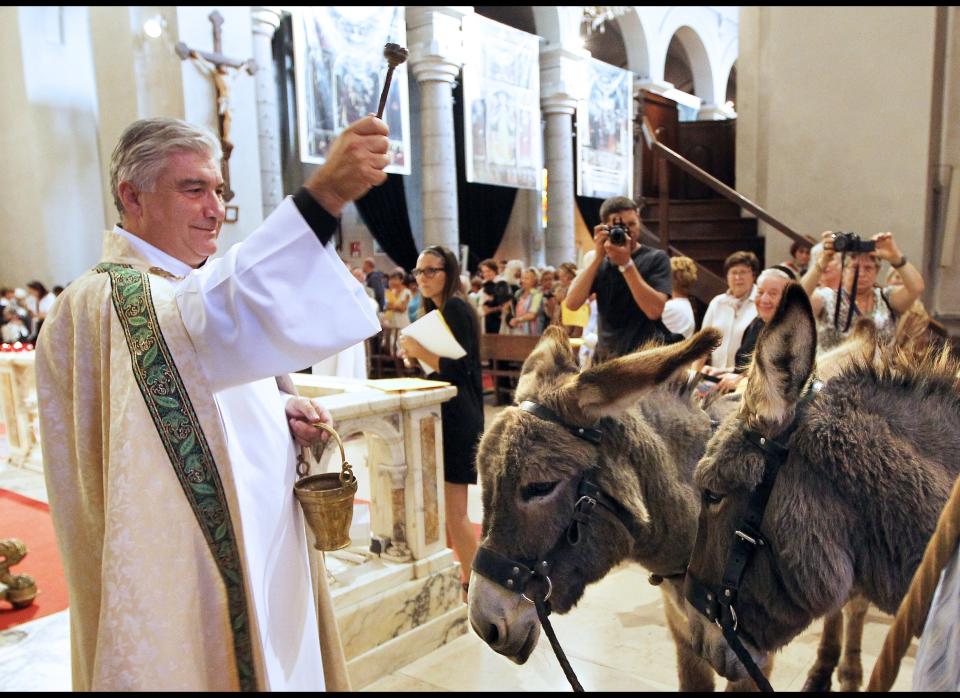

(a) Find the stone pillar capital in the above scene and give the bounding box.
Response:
[541,95,578,116]
[406,6,471,79]
[409,58,460,85]
[250,6,282,35]
[540,45,591,105]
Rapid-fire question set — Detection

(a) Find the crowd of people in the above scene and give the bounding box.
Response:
[0,282,63,344]
[351,195,938,409]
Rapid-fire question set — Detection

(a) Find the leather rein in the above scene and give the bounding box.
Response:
[683,381,822,692]
[472,400,639,693]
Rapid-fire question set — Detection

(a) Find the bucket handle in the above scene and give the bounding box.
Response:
[295,422,355,486]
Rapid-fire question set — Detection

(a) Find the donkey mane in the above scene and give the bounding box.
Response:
[835,340,960,402]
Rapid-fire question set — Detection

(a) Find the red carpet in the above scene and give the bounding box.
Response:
[0,489,69,630]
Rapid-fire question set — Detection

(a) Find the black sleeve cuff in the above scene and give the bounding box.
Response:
[292,187,340,247]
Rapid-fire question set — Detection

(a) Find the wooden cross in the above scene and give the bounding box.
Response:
[175,11,257,205]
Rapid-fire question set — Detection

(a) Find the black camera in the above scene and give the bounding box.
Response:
[607,216,629,246]
[832,231,875,253]
[482,280,513,307]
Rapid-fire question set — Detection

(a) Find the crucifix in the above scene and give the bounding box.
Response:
[175,11,256,210]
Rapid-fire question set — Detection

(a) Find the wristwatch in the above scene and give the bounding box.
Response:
[891,255,907,269]
[618,259,635,274]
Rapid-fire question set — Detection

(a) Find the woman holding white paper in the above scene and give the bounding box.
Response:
[399,246,483,601]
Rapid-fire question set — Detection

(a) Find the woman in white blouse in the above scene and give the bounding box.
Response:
[694,251,759,374]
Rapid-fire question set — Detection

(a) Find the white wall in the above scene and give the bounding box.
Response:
[177,6,264,251]
[0,6,270,290]
[0,7,104,288]
[736,6,938,274]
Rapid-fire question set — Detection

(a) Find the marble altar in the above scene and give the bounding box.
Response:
[292,374,467,688]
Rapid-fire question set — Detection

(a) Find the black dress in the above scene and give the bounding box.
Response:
[733,316,765,373]
[427,296,484,485]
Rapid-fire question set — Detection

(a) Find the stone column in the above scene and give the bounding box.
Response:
[540,46,589,266]
[251,6,284,220]
[407,7,469,252]
[542,96,578,266]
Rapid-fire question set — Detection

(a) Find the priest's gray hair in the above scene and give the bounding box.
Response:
[110,117,222,217]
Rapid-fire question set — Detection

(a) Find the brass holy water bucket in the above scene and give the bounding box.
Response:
[294,422,357,552]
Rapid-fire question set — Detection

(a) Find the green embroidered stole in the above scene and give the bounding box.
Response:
[96,263,258,691]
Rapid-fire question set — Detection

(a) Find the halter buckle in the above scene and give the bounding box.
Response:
[521,575,553,604]
[716,603,738,631]
[574,495,597,516]
[734,529,758,546]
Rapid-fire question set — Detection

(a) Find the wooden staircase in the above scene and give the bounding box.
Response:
[634,90,810,312]
[639,198,764,279]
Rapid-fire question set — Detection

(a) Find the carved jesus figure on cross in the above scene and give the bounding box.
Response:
[175,11,256,204]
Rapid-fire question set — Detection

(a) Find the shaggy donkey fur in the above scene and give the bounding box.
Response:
[686,284,960,682]
[468,327,771,691]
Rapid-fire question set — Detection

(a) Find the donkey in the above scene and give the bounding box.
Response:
[467,326,768,691]
[684,284,960,683]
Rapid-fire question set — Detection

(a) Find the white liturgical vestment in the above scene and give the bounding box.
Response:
[37,197,379,691]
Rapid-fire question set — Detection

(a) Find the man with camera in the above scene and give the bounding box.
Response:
[565,196,674,362]
[801,229,925,347]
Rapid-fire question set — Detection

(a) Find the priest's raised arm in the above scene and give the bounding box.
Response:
[35,115,392,693]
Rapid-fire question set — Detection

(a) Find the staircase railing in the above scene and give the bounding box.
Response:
[641,116,809,251]
[637,223,728,304]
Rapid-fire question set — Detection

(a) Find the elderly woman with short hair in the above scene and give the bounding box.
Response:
[803,230,925,349]
[696,250,760,375]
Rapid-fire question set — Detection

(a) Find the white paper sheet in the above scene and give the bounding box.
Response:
[399,309,465,374]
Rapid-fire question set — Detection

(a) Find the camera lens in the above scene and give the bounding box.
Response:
[608,227,627,246]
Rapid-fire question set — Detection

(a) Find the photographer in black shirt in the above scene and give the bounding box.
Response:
[565,196,675,362]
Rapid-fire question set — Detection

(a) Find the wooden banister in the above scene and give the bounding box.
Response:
[641,116,810,248]
[638,223,727,302]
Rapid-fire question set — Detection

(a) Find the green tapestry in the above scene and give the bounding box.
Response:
[96,263,258,691]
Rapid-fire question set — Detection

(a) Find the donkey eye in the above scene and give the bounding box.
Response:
[703,489,725,506]
[521,481,559,501]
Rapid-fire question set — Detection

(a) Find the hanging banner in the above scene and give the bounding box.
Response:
[293,7,411,174]
[462,14,541,190]
[576,58,633,199]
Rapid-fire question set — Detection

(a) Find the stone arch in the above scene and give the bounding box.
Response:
[666,26,714,105]
[613,8,652,78]
[583,15,628,69]
[657,7,719,105]
[717,35,739,108]
[531,5,583,48]
[311,415,406,475]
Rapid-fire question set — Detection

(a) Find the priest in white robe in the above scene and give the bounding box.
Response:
[35,115,390,691]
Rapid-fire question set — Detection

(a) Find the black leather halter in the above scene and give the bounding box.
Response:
[472,400,636,692]
[683,381,822,693]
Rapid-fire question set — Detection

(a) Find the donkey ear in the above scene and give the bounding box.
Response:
[742,283,816,429]
[515,326,579,402]
[560,328,721,422]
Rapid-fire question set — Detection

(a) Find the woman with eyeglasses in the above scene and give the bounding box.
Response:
[398,246,483,602]
[804,230,925,350]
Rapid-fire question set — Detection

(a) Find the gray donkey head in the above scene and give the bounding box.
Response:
[684,284,960,681]
[469,326,719,663]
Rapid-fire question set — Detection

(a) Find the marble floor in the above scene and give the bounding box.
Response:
[0,404,919,692]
